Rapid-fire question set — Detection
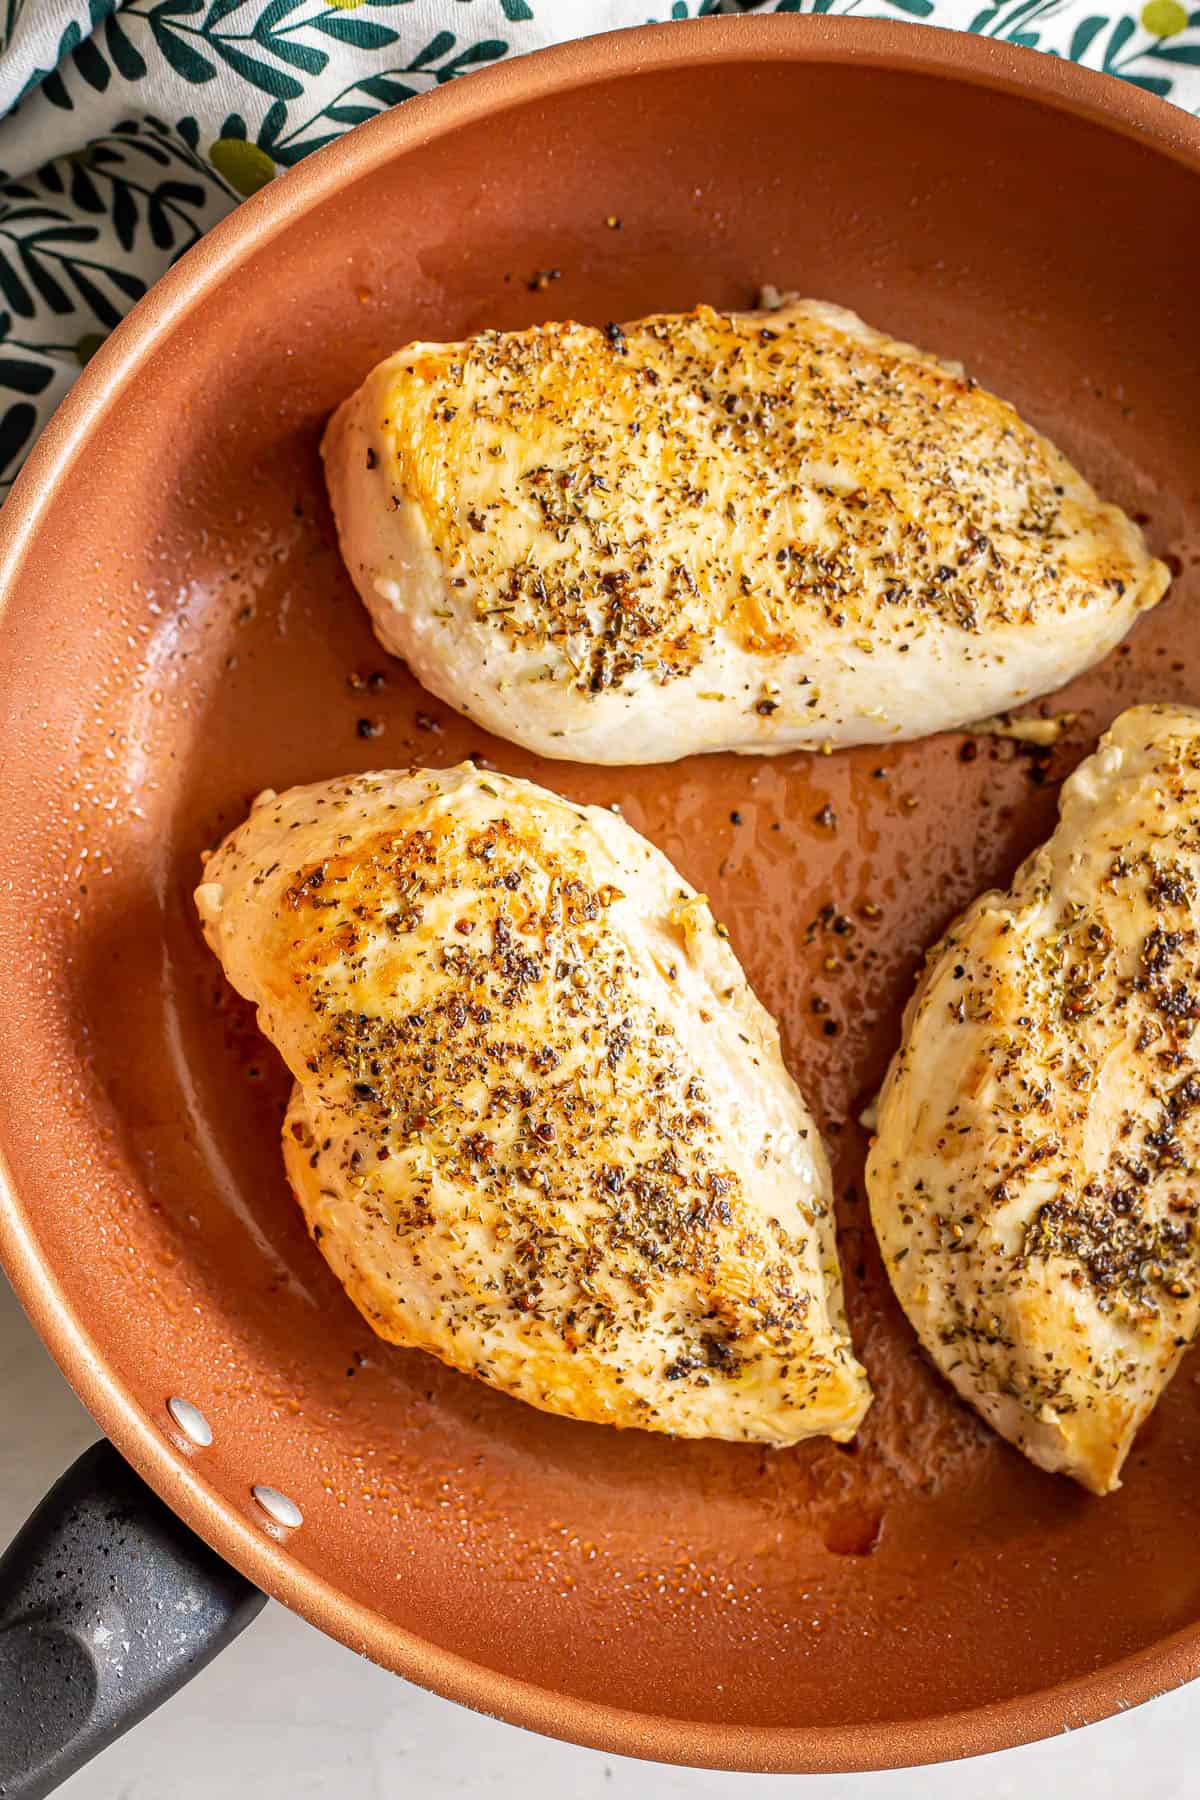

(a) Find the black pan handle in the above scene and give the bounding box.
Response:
[0,1440,266,1799]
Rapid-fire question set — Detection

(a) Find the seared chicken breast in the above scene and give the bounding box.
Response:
[322,301,1167,764]
[868,705,1200,1493]
[197,764,870,1443]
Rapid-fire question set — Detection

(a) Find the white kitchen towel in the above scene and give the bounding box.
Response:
[0,0,1196,491]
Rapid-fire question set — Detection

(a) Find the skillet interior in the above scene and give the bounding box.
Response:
[0,21,1199,1771]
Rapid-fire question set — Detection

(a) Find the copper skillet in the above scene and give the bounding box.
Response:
[0,16,1199,1789]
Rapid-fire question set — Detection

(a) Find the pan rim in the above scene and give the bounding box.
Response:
[1,13,1200,1773]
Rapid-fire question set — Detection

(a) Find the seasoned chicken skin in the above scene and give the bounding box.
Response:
[322,301,1167,764]
[196,764,870,1443]
[868,705,1200,1494]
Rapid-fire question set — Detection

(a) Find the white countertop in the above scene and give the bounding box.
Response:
[2,1270,1195,1800]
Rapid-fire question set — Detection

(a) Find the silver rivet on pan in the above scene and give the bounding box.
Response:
[167,1396,213,1447]
[252,1484,304,1529]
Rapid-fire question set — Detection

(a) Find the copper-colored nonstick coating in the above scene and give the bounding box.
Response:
[0,17,1199,1774]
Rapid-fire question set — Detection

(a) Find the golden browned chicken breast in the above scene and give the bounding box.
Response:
[322,300,1167,764]
[868,705,1200,1493]
[197,763,870,1444]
